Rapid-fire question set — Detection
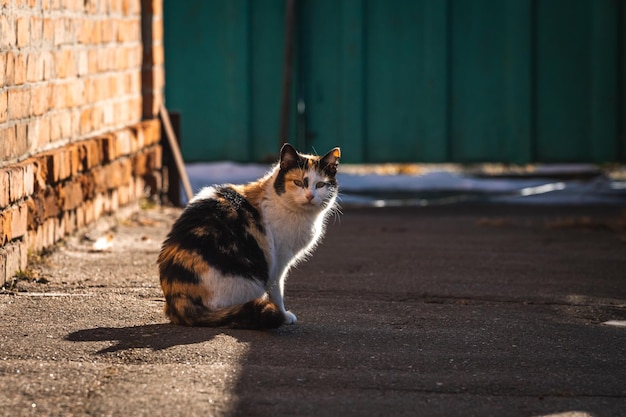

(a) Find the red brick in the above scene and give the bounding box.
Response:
[4,242,22,279]
[28,116,51,152]
[60,180,83,211]
[83,199,95,224]
[45,149,72,183]
[27,228,40,254]
[9,202,28,239]
[23,163,35,196]
[75,19,87,44]
[0,90,7,123]
[8,88,30,120]
[91,20,102,44]
[117,183,129,206]
[128,44,142,68]
[115,128,133,156]
[41,51,54,80]
[79,172,96,199]
[32,158,48,192]
[75,204,85,229]
[55,49,76,78]
[30,85,51,116]
[16,17,30,48]
[117,19,140,42]
[64,209,76,235]
[13,53,26,85]
[0,209,11,244]
[132,152,148,176]
[0,15,16,49]
[15,123,28,156]
[0,248,5,284]
[42,18,55,45]
[0,126,17,160]
[105,160,123,190]
[43,186,60,219]
[49,111,72,140]
[42,217,55,247]
[68,145,80,176]
[77,49,88,76]
[79,107,93,135]
[8,167,25,203]
[26,52,44,82]
[92,166,108,194]
[54,18,68,46]
[0,169,9,208]
[81,140,102,170]
[147,145,162,170]
[142,119,161,145]
[27,192,45,230]
[30,16,43,46]
[62,0,81,13]
[100,19,115,43]
[4,52,14,86]
[152,15,163,40]
[0,53,5,86]
[100,134,116,162]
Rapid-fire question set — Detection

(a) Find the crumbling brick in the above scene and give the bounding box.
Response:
[9,202,28,240]
[8,167,25,203]
[0,169,9,209]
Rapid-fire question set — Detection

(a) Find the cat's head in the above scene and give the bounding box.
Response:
[273,144,341,211]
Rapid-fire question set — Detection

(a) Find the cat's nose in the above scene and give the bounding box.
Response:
[305,192,314,201]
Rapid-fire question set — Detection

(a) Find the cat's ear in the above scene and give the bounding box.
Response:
[280,143,299,170]
[320,147,341,176]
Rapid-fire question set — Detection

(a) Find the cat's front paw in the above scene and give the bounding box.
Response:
[283,311,297,325]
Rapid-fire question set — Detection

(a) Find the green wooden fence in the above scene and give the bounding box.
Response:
[164,0,625,163]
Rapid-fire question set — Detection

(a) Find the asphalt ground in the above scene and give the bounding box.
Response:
[1,204,625,417]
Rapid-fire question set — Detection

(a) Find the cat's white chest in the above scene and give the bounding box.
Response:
[270,214,315,258]
[263,207,319,279]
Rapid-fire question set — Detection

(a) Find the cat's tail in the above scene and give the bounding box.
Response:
[165,296,286,329]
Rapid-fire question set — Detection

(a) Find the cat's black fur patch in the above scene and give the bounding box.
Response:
[161,186,269,283]
[160,262,201,285]
[274,161,309,196]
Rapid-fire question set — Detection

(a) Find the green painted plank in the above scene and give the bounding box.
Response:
[164,0,251,162]
[299,0,366,162]
[536,0,590,162]
[450,0,531,162]
[337,0,365,163]
[504,0,532,163]
[250,0,285,161]
[299,0,342,157]
[365,0,448,162]
[622,0,626,161]
[590,0,618,162]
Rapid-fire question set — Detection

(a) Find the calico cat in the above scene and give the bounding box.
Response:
[158,143,341,329]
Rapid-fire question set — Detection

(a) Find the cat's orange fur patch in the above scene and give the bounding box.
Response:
[159,242,210,275]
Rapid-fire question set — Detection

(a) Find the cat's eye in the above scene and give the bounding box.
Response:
[315,182,327,189]
[293,180,304,188]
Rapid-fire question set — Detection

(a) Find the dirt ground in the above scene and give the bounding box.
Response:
[1,203,625,417]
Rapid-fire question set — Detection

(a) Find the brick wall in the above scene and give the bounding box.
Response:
[0,0,165,285]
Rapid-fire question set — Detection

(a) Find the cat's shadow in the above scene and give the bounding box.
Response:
[66,323,290,354]
[66,323,230,354]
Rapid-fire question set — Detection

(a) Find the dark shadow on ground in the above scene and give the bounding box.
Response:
[66,323,225,353]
